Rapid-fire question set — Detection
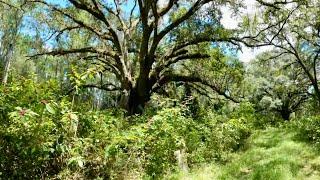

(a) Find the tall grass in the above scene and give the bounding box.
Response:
[170,128,320,180]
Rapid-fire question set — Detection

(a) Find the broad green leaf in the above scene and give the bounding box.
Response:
[46,103,56,114]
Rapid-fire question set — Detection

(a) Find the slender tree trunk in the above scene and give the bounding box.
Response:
[2,44,13,85]
[312,81,320,106]
[2,59,11,84]
[297,58,320,106]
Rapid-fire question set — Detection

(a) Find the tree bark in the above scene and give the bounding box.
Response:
[2,44,13,85]
[127,88,145,114]
[311,80,320,106]
[280,110,291,121]
[127,78,152,115]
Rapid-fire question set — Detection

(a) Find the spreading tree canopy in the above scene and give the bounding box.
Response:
[28,0,242,114]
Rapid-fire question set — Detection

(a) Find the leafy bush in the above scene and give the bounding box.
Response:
[230,101,283,129]
[292,115,320,146]
[0,79,255,179]
[189,111,252,164]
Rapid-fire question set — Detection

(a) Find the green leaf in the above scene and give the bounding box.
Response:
[46,103,56,114]
[78,159,84,168]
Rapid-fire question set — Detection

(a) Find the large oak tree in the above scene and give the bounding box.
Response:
[28,0,243,114]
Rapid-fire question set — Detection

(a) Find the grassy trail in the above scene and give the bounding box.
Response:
[171,128,320,180]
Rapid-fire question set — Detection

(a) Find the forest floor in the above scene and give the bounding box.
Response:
[170,127,320,180]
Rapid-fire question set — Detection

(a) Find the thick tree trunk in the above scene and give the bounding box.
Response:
[279,109,291,121]
[127,88,147,114]
[278,101,291,121]
[125,58,153,114]
[120,77,152,115]
[126,85,152,115]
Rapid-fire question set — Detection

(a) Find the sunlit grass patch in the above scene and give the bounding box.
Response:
[171,127,320,180]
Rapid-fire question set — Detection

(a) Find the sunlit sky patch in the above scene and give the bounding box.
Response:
[221,0,272,63]
[23,0,271,63]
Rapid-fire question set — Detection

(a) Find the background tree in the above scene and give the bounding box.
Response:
[0,0,26,84]
[245,51,309,120]
[238,0,320,106]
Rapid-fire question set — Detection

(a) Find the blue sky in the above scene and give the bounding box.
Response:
[20,0,266,62]
[221,0,272,62]
[20,0,139,49]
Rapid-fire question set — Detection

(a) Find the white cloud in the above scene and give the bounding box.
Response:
[238,46,273,63]
[158,0,168,8]
[158,0,270,62]
[220,6,239,29]
[221,0,272,62]
[221,0,256,29]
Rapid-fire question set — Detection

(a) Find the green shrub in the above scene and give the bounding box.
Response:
[189,112,252,164]
[0,79,255,179]
[230,101,283,129]
[292,115,320,146]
